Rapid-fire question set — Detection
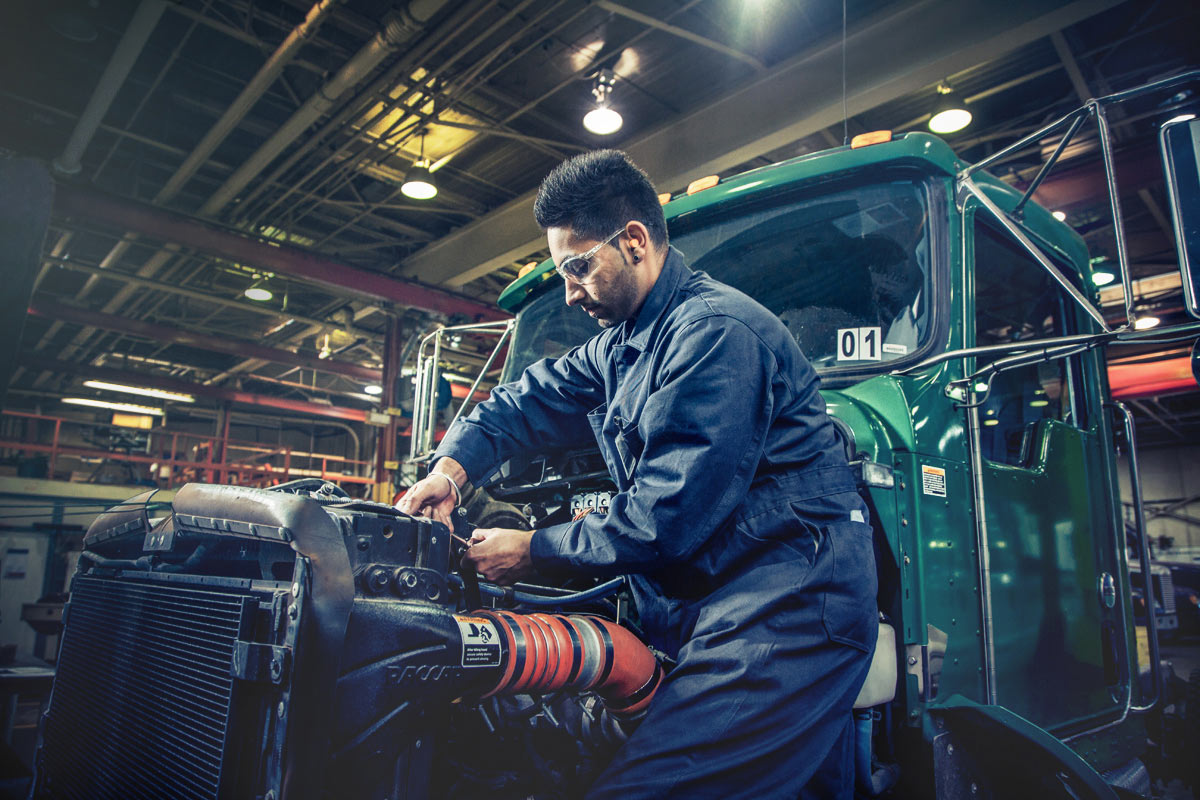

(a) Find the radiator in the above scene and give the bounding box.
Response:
[39,574,272,799]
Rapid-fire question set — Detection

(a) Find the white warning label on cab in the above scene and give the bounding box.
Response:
[921,464,947,497]
[454,615,501,668]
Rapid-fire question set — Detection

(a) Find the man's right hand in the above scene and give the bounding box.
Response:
[396,458,467,527]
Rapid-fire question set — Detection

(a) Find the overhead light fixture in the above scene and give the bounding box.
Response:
[928,83,972,135]
[245,277,272,302]
[1134,315,1161,330]
[402,131,438,200]
[364,384,383,396]
[62,398,164,416]
[1091,270,1115,287]
[82,380,195,403]
[583,70,623,136]
[1052,210,1067,222]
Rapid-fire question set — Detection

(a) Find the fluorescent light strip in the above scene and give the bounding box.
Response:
[62,398,164,416]
[82,380,195,403]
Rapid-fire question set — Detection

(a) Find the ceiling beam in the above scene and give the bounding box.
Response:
[398,0,1123,288]
[1028,143,1163,210]
[22,357,370,422]
[41,253,381,339]
[28,299,384,383]
[594,0,765,71]
[52,182,506,321]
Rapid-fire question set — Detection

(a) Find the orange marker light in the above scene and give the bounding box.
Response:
[686,175,720,195]
[850,130,892,149]
[657,192,671,205]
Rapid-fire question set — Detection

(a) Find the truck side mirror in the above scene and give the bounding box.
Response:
[1160,115,1200,319]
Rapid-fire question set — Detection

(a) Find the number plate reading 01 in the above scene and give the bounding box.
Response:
[836,327,883,361]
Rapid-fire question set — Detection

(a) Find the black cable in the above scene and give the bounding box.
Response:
[842,0,849,145]
[448,574,625,608]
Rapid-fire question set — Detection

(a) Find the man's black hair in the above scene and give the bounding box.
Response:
[533,149,668,248]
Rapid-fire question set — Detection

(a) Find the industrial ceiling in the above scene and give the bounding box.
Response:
[0,0,1197,459]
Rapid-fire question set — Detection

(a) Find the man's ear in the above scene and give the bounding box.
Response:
[624,220,652,261]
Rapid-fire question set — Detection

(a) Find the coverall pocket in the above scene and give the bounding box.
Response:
[820,520,877,652]
[610,415,643,487]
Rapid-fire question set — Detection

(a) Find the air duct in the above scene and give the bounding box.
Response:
[202,0,451,217]
[52,0,166,176]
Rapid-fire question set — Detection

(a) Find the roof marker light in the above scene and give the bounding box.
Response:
[850,130,892,149]
[686,175,719,195]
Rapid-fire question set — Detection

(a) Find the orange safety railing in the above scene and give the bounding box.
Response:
[0,410,374,490]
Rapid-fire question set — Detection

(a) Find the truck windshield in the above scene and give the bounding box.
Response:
[502,179,932,381]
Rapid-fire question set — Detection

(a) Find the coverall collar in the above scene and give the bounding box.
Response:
[620,246,691,352]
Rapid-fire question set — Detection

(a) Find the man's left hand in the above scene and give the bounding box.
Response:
[462,528,534,585]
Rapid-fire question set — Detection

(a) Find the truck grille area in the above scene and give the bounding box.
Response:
[38,574,249,800]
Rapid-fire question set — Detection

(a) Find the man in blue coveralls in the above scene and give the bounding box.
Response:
[399,150,877,799]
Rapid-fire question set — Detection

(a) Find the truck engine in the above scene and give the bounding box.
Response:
[33,479,661,800]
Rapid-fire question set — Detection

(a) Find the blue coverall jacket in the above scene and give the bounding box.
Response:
[435,248,877,799]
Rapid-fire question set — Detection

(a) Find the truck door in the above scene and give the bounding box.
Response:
[968,219,1126,733]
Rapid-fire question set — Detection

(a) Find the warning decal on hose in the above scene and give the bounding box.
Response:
[454,615,501,668]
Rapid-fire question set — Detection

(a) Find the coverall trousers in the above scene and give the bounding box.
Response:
[586,492,877,799]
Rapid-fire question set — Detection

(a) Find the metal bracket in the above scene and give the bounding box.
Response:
[906,624,948,702]
[231,641,291,684]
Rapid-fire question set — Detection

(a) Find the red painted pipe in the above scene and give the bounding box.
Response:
[1108,357,1197,400]
[52,182,507,322]
[28,299,382,382]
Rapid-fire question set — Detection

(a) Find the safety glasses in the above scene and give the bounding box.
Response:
[555,228,625,283]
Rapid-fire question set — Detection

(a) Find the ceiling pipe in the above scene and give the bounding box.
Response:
[52,182,503,321]
[52,0,166,176]
[201,0,452,217]
[28,299,383,382]
[22,356,369,422]
[157,0,345,203]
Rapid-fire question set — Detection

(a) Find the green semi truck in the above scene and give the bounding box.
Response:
[408,72,1200,797]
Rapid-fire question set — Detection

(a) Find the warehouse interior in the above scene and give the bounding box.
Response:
[0,0,1198,796]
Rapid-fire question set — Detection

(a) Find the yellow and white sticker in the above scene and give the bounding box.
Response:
[921,464,947,497]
